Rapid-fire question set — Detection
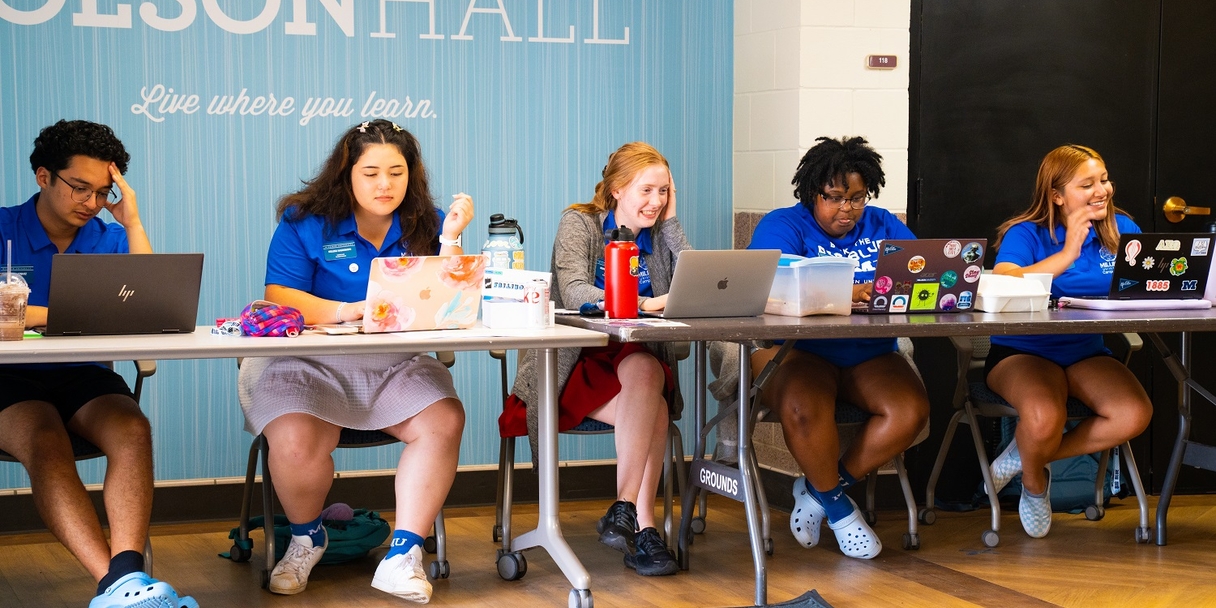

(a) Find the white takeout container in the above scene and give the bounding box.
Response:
[765,255,858,317]
[975,274,1050,312]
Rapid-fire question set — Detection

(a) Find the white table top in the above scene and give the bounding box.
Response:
[0,324,607,364]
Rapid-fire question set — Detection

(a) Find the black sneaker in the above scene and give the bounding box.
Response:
[624,527,678,576]
[597,500,637,553]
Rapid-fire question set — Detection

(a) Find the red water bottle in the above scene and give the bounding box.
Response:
[604,226,640,318]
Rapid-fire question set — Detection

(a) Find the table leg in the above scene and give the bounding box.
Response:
[1154,332,1193,546]
[511,347,592,598]
[736,343,767,606]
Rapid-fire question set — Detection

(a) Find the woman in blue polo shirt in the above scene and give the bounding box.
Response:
[747,136,929,560]
[987,144,1152,538]
[238,120,471,602]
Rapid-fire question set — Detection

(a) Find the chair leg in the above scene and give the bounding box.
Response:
[1120,441,1152,542]
[924,408,966,517]
[429,511,450,578]
[864,471,878,524]
[493,436,510,544]
[894,455,920,550]
[663,427,674,545]
[1088,449,1112,521]
[260,435,277,586]
[665,422,687,546]
[965,404,1002,545]
[500,436,516,553]
[143,536,153,577]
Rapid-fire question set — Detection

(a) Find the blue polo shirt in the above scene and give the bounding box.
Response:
[593,213,654,297]
[991,214,1141,366]
[1,194,129,369]
[750,203,915,368]
[265,207,445,302]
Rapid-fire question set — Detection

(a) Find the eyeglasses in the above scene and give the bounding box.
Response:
[52,171,119,205]
[818,191,870,210]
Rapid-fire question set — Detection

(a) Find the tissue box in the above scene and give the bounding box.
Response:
[765,255,857,316]
[974,274,1050,312]
[482,268,553,328]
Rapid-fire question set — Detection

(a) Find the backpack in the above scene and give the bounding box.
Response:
[223,509,391,564]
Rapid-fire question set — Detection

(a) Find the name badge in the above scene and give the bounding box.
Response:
[323,241,357,261]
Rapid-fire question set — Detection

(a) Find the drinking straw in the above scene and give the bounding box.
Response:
[5,239,10,284]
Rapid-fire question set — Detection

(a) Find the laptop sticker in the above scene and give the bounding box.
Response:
[963,265,981,283]
[1192,238,1210,256]
[910,283,939,311]
[1147,280,1170,292]
[1118,278,1139,291]
[958,291,973,310]
[883,243,904,255]
[939,293,958,311]
[944,240,961,258]
[1170,257,1188,276]
[890,294,909,313]
[940,270,958,288]
[1124,239,1141,266]
[908,256,926,273]
[1141,256,1155,270]
[1156,238,1182,252]
[871,295,888,310]
[962,242,983,263]
[1183,280,1199,291]
[874,276,892,294]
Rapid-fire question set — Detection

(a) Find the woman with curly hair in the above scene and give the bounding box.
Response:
[238,119,472,602]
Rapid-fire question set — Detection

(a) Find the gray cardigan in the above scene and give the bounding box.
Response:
[511,208,692,460]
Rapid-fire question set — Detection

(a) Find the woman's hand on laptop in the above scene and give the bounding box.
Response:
[640,295,668,312]
[337,300,365,323]
[852,282,873,303]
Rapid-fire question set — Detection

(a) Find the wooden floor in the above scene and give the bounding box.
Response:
[3,494,1216,607]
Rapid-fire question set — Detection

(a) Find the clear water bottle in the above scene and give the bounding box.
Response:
[482,214,525,270]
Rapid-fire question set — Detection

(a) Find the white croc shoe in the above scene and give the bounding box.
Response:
[828,497,882,559]
[789,477,825,548]
[371,545,433,603]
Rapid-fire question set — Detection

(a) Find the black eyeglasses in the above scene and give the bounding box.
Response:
[819,191,870,210]
[52,171,119,205]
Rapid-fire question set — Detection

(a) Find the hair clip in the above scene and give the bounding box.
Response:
[357,121,370,133]
[391,122,403,132]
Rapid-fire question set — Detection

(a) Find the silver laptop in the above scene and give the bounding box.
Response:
[44,253,204,336]
[647,249,781,318]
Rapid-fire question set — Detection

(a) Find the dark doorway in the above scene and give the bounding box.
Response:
[909,0,1216,501]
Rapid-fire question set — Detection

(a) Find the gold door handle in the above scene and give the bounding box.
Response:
[1163,196,1210,223]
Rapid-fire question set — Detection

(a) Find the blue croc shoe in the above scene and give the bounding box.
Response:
[89,572,199,608]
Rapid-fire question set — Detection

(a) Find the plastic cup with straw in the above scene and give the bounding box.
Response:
[1,239,31,340]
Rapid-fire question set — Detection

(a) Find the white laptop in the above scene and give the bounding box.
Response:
[645,249,781,319]
[362,255,486,332]
[44,253,204,336]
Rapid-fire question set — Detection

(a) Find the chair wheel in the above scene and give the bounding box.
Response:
[1135,526,1152,544]
[492,524,503,543]
[260,568,270,589]
[428,560,450,579]
[764,538,774,556]
[424,535,438,554]
[863,510,877,526]
[228,542,252,563]
[918,508,937,526]
[982,530,999,548]
[497,550,527,581]
[902,532,920,550]
[1084,505,1105,521]
[568,588,594,608]
[690,517,706,535]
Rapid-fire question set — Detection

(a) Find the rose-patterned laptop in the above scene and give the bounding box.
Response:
[362,255,486,332]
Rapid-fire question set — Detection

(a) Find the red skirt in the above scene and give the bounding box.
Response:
[498,342,675,438]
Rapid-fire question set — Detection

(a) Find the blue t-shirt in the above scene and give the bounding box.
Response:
[593,212,654,297]
[991,214,1141,366]
[1,194,130,369]
[265,207,444,302]
[749,204,915,368]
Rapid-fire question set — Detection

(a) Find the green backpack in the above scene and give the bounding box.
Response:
[223,509,391,565]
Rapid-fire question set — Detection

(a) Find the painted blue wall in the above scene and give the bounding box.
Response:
[0,0,732,488]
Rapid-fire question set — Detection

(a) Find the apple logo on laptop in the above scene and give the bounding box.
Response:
[717,277,729,290]
[419,288,431,300]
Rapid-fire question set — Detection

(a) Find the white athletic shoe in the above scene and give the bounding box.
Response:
[268,534,327,595]
[371,545,433,603]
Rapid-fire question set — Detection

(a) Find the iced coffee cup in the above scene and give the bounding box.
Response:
[0,274,30,341]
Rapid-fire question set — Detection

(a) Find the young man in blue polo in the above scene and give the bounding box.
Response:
[0,120,196,608]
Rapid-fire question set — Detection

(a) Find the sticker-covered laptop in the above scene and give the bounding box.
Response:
[853,238,987,314]
[1104,233,1213,299]
[362,255,486,332]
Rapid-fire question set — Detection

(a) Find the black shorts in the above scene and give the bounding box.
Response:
[0,365,135,423]
[983,343,1116,381]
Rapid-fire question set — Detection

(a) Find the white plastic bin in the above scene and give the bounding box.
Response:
[765,255,858,316]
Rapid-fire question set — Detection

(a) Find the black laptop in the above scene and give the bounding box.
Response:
[44,253,204,336]
[1103,233,1213,299]
[854,238,987,313]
